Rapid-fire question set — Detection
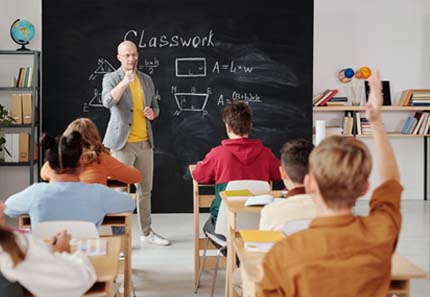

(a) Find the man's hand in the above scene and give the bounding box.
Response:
[122,70,135,86]
[365,70,383,123]
[143,107,156,120]
[52,230,71,253]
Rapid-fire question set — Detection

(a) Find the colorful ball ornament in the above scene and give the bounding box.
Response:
[355,66,371,79]
[338,68,355,83]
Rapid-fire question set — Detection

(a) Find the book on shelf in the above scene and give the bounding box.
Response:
[401,117,414,134]
[355,112,362,135]
[342,113,354,136]
[418,113,430,134]
[325,97,348,106]
[27,67,33,87]
[239,229,284,252]
[70,238,107,256]
[412,112,425,135]
[313,89,339,106]
[313,89,330,105]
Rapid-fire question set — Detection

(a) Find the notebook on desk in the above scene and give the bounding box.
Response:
[70,238,107,256]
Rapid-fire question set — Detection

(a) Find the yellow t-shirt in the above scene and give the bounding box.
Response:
[127,73,148,142]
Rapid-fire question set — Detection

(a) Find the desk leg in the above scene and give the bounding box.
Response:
[124,216,132,297]
[225,211,236,297]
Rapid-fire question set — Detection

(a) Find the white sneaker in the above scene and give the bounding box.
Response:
[140,231,171,246]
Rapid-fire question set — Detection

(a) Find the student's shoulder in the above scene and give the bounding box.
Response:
[270,229,318,264]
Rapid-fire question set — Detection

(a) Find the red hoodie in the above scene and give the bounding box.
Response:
[192,138,281,219]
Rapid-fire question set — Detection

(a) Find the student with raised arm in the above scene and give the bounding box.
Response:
[41,118,142,185]
[5,132,135,228]
[257,71,402,297]
[0,201,96,297]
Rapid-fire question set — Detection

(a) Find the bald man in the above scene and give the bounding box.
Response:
[102,40,170,246]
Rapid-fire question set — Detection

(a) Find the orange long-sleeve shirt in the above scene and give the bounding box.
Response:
[257,180,403,297]
[41,151,142,185]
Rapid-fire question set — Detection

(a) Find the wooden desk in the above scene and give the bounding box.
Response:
[87,237,121,297]
[18,212,134,297]
[189,164,225,289]
[220,190,282,297]
[24,237,121,297]
[234,236,427,297]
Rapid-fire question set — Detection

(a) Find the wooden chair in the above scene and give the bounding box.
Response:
[190,165,227,290]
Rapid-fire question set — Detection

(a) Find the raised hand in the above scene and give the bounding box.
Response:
[365,70,383,123]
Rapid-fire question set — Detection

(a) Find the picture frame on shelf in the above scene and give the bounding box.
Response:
[365,80,391,105]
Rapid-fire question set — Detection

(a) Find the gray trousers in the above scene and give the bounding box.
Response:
[112,141,153,236]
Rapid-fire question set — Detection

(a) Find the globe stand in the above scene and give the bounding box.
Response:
[16,43,30,51]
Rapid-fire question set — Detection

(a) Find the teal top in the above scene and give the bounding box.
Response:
[209,183,228,222]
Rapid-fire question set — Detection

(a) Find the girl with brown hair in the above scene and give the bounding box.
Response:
[41,118,141,185]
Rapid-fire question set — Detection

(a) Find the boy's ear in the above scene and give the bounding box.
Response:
[304,174,315,194]
[225,123,232,134]
[279,166,288,180]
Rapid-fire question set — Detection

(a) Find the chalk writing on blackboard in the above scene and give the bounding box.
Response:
[173,92,209,117]
[123,29,216,49]
[217,92,262,106]
[88,59,115,80]
[175,57,207,77]
[212,61,254,73]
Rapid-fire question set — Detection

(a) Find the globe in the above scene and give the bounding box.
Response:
[10,19,35,51]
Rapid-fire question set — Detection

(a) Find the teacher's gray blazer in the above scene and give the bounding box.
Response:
[102,67,160,151]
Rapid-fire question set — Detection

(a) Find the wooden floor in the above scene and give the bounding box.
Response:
[130,200,430,297]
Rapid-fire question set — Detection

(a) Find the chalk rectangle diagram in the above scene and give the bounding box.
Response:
[175,58,206,77]
[174,93,209,112]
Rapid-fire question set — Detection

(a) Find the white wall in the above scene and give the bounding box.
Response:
[0,0,429,200]
[314,0,430,200]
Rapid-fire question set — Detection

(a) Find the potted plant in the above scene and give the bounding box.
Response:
[0,103,15,157]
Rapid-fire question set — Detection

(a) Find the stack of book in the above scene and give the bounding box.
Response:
[239,230,284,252]
[360,118,373,135]
[16,67,33,88]
[326,97,348,106]
[401,112,430,135]
[399,89,430,106]
[313,89,339,106]
[410,90,430,106]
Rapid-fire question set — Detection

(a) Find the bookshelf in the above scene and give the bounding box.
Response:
[313,105,430,200]
[0,50,41,184]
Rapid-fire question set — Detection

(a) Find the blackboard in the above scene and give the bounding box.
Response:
[42,0,314,213]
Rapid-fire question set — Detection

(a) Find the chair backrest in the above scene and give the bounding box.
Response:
[32,221,99,240]
[224,180,270,195]
[281,219,312,236]
[214,180,271,237]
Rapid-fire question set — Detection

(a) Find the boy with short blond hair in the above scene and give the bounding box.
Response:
[257,71,402,297]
